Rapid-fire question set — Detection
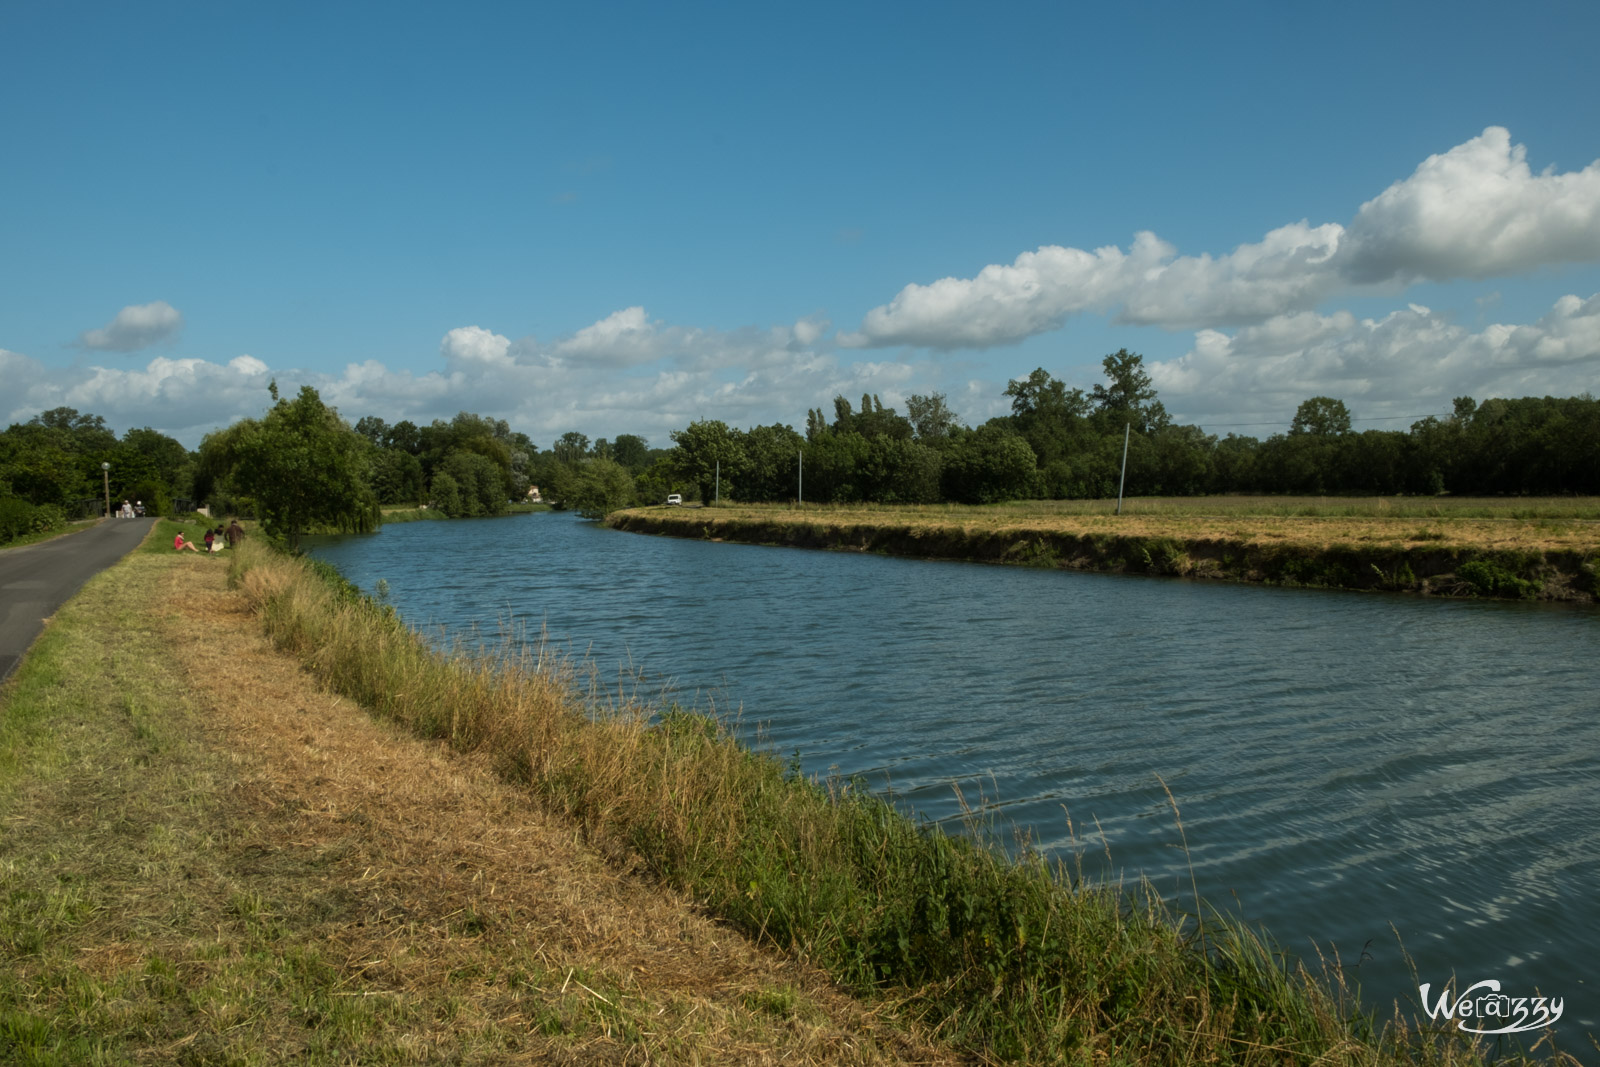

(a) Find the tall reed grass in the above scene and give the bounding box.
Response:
[227,540,1561,1064]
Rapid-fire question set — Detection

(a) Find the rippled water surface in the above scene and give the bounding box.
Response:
[307,512,1599,1035]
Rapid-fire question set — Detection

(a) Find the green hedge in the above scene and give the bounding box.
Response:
[0,499,67,544]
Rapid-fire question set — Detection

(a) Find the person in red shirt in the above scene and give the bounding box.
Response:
[174,533,200,552]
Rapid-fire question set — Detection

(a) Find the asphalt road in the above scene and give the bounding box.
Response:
[0,517,156,682]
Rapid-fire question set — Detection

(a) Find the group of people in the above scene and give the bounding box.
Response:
[174,519,245,555]
[115,500,145,518]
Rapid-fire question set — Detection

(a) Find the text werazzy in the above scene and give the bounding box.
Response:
[1419,980,1563,1035]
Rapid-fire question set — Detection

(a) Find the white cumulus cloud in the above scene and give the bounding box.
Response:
[58,353,274,438]
[1340,127,1600,284]
[1,348,59,427]
[551,306,667,367]
[1118,222,1345,329]
[78,300,184,352]
[440,325,513,365]
[839,234,1168,349]
[1149,292,1600,428]
[847,128,1600,349]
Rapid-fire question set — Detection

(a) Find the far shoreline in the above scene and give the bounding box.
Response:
[606,497,1600,604]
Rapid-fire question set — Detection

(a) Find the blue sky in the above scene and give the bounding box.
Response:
[3,1,1598,448]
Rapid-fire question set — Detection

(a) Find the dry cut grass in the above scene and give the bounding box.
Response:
[625,498,1600,554]
[0,536,962,1063]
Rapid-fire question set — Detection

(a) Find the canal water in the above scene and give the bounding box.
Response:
[306,511,1599,1040]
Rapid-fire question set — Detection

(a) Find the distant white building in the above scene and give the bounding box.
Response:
[527,485,542,503]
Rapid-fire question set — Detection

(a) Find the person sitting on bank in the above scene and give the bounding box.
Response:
[203,527,216,552]
[174,533,200,553]
[210,526,226,552]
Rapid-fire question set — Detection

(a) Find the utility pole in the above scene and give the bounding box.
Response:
[715,459,720,504]
[1115,422,1130,516]
[797,450,803,504]
[101,461,110,518]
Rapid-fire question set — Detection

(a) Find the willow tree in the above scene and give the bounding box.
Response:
[210,384,380,549]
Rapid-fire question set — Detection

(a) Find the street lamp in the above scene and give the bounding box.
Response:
[101,462,110,518]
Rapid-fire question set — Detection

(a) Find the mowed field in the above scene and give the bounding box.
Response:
[633,497,1600,554]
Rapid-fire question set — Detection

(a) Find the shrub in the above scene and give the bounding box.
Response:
[0,497,35,542]
[0,498,63,542]
[1456,559,1539,599]
[29,503,66,534]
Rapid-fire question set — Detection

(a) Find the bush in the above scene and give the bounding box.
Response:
[565,458,637,518]
[29,503,66,534]
[0,498,66,543]
[1457,559,1539,599]
[0,497,35,542]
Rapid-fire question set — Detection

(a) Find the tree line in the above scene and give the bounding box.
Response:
[4,355,1596,546]
[0,383,677,545]
[667,352,1600,506]
[0,407,191,541]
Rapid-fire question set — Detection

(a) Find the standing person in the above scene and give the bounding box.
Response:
[225,519,244,548]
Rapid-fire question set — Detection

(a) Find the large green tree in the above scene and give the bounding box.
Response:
[215,385,380,549]
[611,433,651,471]
[0,424,84,506]
[433,449,506,516]
[1005,368,1092,467]
[1290,396,1352,436]
[906,392,959,442]
[671,420,744,503]
[735,423,805,502]
[565,458,637,518]
[940,425,1037,504]
[1091,349,1169,433]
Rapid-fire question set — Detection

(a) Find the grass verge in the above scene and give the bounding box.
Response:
[0,534,953,1064]
[219,538,1576,1064]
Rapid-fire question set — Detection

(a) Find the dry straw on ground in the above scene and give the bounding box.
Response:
[0,546,964,1065]
[621,498,1600,554]
[173,557,967,1063]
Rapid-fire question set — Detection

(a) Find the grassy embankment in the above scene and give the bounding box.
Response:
[607,497,1600,602]
[0,520,955,1064]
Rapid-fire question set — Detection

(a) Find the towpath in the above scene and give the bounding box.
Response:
[0,517,155,681]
